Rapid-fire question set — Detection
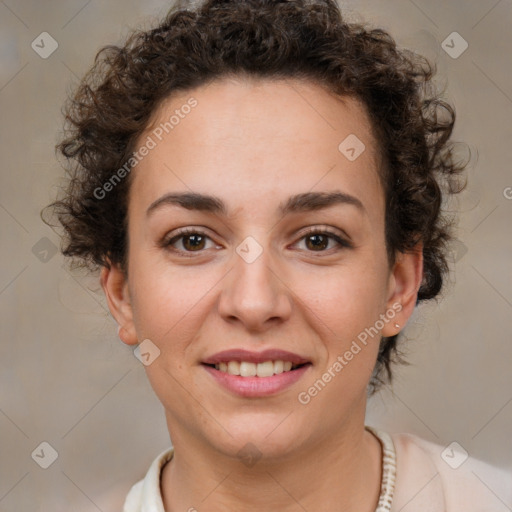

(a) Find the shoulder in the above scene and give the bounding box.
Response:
[123,480,144,512]
[122,447,174,512]
[389,431,512,512]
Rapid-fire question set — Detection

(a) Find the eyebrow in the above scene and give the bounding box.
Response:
[146,190,366,217]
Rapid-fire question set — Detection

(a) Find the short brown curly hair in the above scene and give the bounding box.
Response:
[44,0,467,392]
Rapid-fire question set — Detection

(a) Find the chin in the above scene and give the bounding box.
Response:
[211,417,305,460]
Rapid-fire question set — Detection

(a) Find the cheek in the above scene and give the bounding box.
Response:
[293,262,388,335]
[291,264,387,387]
[127,255,219,342]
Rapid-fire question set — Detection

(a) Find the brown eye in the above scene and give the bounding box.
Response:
[181,233,206,251]
[305,233,329,251]
[164,229,217,254]
[295,228,352,253]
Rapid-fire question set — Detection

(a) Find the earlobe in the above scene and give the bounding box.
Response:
[382,243,423,337]
[100,263,139,345]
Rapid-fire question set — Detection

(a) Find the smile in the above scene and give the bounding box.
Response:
[202,363,311,397]
[212,360,302,377]
[201,348,311,396]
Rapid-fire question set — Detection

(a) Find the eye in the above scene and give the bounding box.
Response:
[163,228,219,255]
[294,228,352,253]
[161,226,352,257]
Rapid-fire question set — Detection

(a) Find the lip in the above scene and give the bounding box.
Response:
[203,363,312,397]
[202,348,310,365]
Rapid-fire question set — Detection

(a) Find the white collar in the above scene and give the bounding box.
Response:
[124,426,397,511]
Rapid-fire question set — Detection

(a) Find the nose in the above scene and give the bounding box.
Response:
[217,241,292,332]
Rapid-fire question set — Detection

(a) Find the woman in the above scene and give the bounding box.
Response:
[45,0,512,510]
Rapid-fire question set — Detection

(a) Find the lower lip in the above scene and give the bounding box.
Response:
[202,364,311,397]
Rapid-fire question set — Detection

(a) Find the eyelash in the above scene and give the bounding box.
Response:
[161,227,352,257]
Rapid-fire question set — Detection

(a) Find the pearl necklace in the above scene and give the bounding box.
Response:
[365,426,397,511]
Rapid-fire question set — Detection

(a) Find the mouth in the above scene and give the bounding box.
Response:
[201,349,312,397]
[202,360,310,377]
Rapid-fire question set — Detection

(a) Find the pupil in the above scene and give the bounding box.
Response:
[185,234,204,250]
[307,234,327,250]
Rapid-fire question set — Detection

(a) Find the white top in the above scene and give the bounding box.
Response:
[123,428,512,511]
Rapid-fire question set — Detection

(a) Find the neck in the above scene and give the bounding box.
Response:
[161,414,382,512]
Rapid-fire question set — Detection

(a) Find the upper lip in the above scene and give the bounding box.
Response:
[202,349,310,365]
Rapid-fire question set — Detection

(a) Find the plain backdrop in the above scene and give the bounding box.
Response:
[1,0,511,510]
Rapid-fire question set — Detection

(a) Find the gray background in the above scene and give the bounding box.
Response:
[1,0,511,510]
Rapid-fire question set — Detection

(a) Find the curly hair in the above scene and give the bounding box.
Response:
[44,0,467,392]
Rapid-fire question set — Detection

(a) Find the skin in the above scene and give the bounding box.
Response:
[101,76,423,512]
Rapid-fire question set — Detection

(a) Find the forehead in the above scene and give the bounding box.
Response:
[129,76,383,220]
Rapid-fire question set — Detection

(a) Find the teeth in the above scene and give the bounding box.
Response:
[274,360,284,374]
[214,360,301,377]
[256,361,274,377]
[240,361,257,377]
[227,361,240,375]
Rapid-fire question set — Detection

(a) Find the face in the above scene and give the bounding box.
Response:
[102,76,422,459]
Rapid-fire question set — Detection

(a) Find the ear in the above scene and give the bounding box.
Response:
[381,242,423,337]
[100,263,138,346]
